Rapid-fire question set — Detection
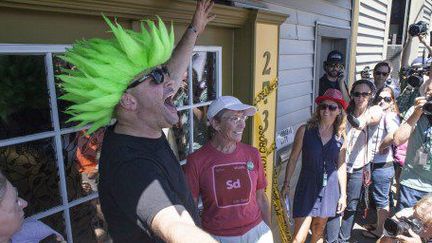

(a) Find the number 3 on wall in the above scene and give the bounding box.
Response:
[262,51,271,75]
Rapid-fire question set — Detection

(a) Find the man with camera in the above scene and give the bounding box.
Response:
[397,21,432,115]
[318,50,349,99]
[377,193,432,243]
[393,80,432,213]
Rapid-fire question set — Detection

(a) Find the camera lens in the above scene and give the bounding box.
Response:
[384,218,399,237]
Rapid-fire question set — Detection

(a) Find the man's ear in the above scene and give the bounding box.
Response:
[119,93,137,111]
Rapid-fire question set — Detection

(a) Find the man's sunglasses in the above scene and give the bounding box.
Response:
[127,66,168,89]
[318,103,339,111]
[376,96,392,103]
[352,92,371,98]
[374,71,389,76]
[328,63,344,69]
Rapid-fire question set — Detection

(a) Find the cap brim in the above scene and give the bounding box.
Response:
[226,103,257,116]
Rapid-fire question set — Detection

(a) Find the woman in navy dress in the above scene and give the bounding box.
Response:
[281,89,348,243]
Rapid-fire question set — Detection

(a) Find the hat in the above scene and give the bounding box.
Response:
[315,89,348,110]
[411,57,432,67]
[326,50,344,64]
[207,96,257,120]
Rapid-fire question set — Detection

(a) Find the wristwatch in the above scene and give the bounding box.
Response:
[188,24,198,34]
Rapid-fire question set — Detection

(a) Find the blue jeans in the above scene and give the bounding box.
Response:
[396,184,428,212]
[326,168,364,243]
[371,163,394,208]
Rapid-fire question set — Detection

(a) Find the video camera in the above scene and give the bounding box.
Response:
[409,21,429,37]
[401,61,432,115]
[401,51,431,88]
[403,65,430,88]
[424,96,432,115]
[384,216,424,238]
[360,66,372,80]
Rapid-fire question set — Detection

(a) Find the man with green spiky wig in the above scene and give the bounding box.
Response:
[59,1,217,242]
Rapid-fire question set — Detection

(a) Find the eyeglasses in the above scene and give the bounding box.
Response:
[374,71,389,76]
[127,66,169,89]
[352,92,371,98]
[376,96,392,103]
[318,103,339,111]
[226,115,248,124]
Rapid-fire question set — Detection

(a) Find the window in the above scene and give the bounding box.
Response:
[0,44,222,242]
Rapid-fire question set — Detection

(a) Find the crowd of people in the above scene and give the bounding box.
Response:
[282,33,432,243]
[1,1,432,242]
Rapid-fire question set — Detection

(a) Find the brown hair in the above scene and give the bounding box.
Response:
[373,86,400,114]
[306,103,346,138]
[373,61,392,74]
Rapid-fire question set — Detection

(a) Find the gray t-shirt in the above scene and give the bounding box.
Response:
[400,107,432,192]
[368,112,400,163]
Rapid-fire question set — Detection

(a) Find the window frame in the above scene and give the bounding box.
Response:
[0,44,222,242]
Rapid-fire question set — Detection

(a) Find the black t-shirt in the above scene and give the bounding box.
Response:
[98,126,200,242]
[319,75,341,96]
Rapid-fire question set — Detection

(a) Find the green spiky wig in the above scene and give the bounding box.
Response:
[58,15,174,134]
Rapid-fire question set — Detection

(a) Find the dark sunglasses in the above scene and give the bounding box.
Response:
[376,96,392,103]
[319,103,339,111]
[352,91,371,98]
[374,71,389,76]
[328,63,343,69]
[127,66,168,89]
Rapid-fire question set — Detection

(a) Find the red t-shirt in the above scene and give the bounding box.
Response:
[183,142,267,236]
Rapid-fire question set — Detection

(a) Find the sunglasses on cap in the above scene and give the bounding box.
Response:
[376,96,392,103]
[127,66,169,89]
[318,103,339,111]
[374,71,389,76]
[352,92,371,98]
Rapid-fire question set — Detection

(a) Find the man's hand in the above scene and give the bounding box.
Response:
[395,229,422,243]
[413,96,427,116]
[191,0,216,35]
[418,34,427,44]
[165,0,215,86]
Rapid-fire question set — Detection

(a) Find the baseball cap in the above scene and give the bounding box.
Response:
[207,96,257,120]
[326,50,344,64]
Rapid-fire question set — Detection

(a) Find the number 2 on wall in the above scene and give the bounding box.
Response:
[262,51,271,75]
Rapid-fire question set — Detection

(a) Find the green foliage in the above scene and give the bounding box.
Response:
[0,55,48,123]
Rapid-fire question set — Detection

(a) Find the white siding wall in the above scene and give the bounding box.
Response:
[355,0,392,80]
[263,0,352,141]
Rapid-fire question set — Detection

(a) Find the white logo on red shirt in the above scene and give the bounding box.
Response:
[212,162,252,208]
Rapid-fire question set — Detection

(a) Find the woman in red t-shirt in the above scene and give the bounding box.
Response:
[183,96,272,243]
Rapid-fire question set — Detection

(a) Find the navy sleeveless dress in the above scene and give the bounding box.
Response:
[293,127,343,218]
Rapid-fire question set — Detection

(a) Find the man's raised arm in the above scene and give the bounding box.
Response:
[166,0,216,84]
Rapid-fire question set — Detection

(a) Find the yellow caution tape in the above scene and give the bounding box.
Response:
[254,78,292,242]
